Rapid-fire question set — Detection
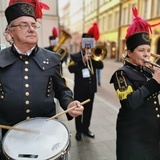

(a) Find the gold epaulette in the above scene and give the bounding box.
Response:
[115,71,133,100]
[116,85,133,100]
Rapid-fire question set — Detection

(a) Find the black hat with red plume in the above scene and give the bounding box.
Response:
[126,8,160,51]
[49,27,58,46]
[82,23,100,40]
[49,27,58,40]
[5,2,36,24]
[5,0,50,24]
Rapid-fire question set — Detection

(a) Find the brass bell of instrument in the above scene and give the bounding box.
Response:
[91,44,107,61]
[53,30,71,61]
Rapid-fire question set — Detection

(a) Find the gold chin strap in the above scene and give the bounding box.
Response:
[115,71,133,100]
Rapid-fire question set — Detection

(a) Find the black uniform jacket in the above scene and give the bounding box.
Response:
[110,61,160,142]
[0,46,73,126]
[68,51,103,94]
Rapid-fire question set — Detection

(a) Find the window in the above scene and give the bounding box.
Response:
[121,7,128,25]
[114,11,119,29]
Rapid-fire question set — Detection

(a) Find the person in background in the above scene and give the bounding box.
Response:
[62,47,69,66]
[0,1,84,158]
[96,69,101,86]
[110,8,160,160]
[68,23,104,141]
[45,28,69,74]
[45,27,58,51]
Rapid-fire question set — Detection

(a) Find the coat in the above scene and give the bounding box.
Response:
[110,61,160,142]
[68,51,103,95]
[0,46,73,126]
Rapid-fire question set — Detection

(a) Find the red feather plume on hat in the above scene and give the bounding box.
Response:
[87,23,100,41]
[126,7,160,39]
[9,0,50,19]
[52,27,58,37]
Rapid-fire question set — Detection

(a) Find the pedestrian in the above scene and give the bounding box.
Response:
[96,69,101,86]
[68,23,104,141]
[110,8,160,159]
[0,1,84,158]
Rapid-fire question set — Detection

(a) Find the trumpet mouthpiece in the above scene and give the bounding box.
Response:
[144,59,149,63]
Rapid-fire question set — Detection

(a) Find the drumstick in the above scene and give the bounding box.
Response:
[47,99,90,121]
[0,124,39,134]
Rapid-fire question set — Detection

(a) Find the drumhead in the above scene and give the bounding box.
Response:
[2,117,70,160]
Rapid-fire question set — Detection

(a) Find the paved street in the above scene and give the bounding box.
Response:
[57,59,122,160]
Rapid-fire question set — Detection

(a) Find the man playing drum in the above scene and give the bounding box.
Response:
[0,0,84,159]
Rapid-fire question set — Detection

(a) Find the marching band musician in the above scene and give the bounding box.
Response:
[0,1,84,159]
[68,23,104,141]
[45,28,69,75]
[45,27,58,52]
[110,8,160,159]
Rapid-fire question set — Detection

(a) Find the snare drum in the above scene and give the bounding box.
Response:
[2,118,70,160]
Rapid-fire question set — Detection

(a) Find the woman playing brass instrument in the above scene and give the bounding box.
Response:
[110,8,160,160]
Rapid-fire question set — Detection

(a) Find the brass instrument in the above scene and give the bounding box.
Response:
[53,30,71,61]
[144,59,160,68]
[85,48,94,74]
[144,53,160,68]
[84,44,107,75]
[58,48,67,61]
[151,53,160,59]
[91,44,107,61]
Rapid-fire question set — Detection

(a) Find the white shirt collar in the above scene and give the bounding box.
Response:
[13,44,35,56]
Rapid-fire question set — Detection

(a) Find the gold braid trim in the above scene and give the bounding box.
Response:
[115,71,133,100]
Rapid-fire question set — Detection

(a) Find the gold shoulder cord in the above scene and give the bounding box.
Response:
[115,71,133,100]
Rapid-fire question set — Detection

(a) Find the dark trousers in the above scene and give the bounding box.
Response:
[74,93,94,133]
[117,136,160,160]
[96,69,101,85]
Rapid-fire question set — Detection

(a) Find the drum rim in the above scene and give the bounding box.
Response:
[2,117,70,160]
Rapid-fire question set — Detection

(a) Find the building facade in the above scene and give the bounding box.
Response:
[59,0,160,62]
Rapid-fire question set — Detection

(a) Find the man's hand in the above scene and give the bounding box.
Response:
[67,100,84,118]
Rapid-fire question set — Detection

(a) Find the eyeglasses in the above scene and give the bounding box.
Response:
[11,23,40,31]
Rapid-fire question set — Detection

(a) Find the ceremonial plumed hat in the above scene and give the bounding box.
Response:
[8,0,50,19]
[49,27,59,41]
[82,23,100,40]
[82,33,93,38]
[5,2,36,25]
[51,27,58,39]
[126,8,160,51]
